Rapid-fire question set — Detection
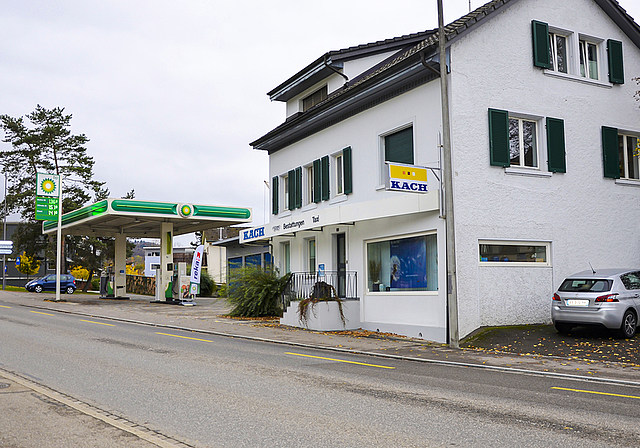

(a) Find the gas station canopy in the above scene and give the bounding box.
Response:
[42,198,252,238]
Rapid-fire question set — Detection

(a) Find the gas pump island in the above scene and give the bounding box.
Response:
[42,199,251,304]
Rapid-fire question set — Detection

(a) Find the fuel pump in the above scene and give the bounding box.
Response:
[172,262,194,305]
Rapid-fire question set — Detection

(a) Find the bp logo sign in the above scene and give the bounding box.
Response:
[36,173,60,197]
[179,204,193,218]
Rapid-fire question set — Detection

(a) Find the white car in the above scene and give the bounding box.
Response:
[551,269,640,338]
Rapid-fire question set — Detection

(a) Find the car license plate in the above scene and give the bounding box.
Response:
[566,299,589,307]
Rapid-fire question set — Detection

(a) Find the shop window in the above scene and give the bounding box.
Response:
[367,233,437,292]
[307,239,316,273]
[245,254,262,267]
[479,241,550,266]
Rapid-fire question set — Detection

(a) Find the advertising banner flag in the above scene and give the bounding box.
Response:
[189,244,204,296]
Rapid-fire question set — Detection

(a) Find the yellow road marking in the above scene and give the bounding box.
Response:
[286,352,395,369]
[552,387,640,400]
[0,305,10,308]
[30,311,54,316]
[156,332,213,343]
[80,319,115,327]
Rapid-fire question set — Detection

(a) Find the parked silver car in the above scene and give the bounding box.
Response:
[552,269,640,338]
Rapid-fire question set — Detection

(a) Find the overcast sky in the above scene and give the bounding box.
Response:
[1,0,639,243]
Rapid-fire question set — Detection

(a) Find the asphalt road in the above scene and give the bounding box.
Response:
[1,303,640,447]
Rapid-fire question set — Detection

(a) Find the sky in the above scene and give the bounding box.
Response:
[1,0,639,244]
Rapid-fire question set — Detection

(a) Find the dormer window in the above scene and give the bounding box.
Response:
[302,86,328,112]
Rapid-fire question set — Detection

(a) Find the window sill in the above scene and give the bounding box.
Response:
[543,70,612,88]
[277,210,292,218]
[615,179,640,187]
[329,195,348,205]
[301,203,317,212]
[504,167,553,178]
[375,184,386,191]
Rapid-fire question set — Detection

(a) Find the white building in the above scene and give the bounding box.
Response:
[244,0,640,342]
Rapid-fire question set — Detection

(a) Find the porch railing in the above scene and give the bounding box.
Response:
[282,271,358,311]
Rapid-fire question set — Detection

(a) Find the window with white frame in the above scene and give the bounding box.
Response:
[282,242,291,274]
[619,134,639,180]
[305,164,314,205]
[335,153,344,195]
[548,31,569,73]
[479,241,550,266]
[579,38,599,80]
[307,238,316,273]
[366,233,438,292]
[509,116,538,168]
[283,174,290,210]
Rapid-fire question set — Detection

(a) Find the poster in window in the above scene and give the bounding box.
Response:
[389,236,427,290]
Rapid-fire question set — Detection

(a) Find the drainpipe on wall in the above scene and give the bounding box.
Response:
[438,0,459,348]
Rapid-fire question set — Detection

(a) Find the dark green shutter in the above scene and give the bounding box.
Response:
[271,176,278,215]
[602,126,620,178]
[488,108,510,167]
[385,127,413,164]
[321,155,330,201]
[287,169,295,210]
[295,166,302,209]
[607,39,624,84]
[532,21,551,69]
[546,117,566,173]
[313,159,321,203]
[343,147,352,195]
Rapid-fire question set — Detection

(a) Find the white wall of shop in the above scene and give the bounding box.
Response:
[448,0,640,338]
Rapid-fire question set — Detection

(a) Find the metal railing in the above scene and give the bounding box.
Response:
[282,271,358,310]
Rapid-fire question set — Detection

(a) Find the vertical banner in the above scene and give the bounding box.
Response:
[189,244,204,296]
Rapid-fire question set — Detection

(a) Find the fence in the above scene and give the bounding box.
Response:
[282,271,357,310]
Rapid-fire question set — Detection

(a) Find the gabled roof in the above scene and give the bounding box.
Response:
[267,29,438,103]
[252,0,640,153]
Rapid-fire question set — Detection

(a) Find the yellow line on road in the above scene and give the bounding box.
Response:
[80,319,115,327]
[30,311,54,316]
[286,352,395,369]
[552,387,640,400]
[156,332,213,343]
[0,305,10,308]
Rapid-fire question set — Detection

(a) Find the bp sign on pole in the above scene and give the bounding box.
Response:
[35,173,61,221]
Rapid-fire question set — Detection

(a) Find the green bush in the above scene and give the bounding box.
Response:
[91,277,100,291]
[223,267,291,318]
[199,270,215,297]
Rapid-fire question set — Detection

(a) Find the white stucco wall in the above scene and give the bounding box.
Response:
[271,81,448,341]
[448,0,640,338]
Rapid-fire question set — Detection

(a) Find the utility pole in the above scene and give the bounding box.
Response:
[438,0,459,348]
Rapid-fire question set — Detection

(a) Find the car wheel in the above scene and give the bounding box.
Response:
[34,285,43,293]
[66,286,75,294]
[616,310,637,339]
[554,322,573,334]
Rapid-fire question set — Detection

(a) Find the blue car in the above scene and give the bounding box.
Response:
[25,274,76,294]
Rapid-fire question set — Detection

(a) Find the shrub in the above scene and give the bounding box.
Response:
[199,270,215,297]
[91,277,100,291]
[223,267,291,318]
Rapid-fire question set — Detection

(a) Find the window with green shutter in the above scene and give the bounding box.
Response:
[546,117,566,173]
[384,127,414,165]
[607,39,624,84]
[321,156,330,201]
[488,109,510,167]
[271,176,279,215]
[295,167,302,209]
[532,20,551,69]
[343,146,353,195]
[602,126,620,179]
[313,159,321,203]
[287,169,295,210]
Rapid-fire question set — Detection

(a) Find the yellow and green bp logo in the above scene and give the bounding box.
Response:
[36,173,60,197]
